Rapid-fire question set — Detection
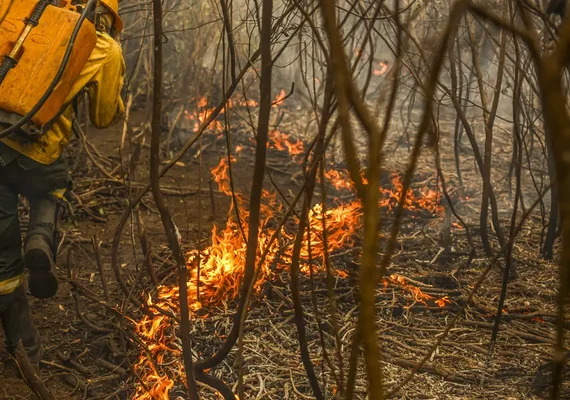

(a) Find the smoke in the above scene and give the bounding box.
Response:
[117,0,550,210]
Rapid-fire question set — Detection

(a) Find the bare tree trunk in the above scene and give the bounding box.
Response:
[236,0,274,396]
[318,0,383,397]
[543,142,559,260]
[149,0,199,397]
[519,6,570,398]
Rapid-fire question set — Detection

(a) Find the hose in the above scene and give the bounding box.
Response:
[0,56,17,84]
[0,0,97,140]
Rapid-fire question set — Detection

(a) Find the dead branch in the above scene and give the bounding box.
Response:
[387,187,552,397]
[149,0,199,396]
[236,0,274,395]
[15,341,55,400]
[92,235,111,303]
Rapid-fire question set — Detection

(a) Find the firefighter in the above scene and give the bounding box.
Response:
[0,0,125,369]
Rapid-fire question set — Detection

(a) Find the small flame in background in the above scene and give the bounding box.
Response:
[183,95,260,133]
[324,169,443,214]
[134,93,447,399]
[269,129,304,155]
[272,89,287,106]
[373,61,389,76]
[384,274,451,309]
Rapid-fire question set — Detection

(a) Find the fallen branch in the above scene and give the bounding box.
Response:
[15,341,55,400]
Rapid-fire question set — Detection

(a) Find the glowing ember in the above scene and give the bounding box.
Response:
[452,221,463,230]
[435,296,451,308]
[227,97,259,108]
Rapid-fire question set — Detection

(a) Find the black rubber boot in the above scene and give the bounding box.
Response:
[25,236,58,299]
[24,196,59,299]
[0,285,42,372]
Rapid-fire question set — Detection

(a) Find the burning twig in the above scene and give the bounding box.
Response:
[233,127,342,399]
[270,83,295,107]
[286,134,328,400]
[319,148,345,392]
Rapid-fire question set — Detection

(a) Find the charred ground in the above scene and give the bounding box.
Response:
[0,95,566,399]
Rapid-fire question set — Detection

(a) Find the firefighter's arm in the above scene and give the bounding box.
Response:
[63,32,125,129]
[84,33,126,129]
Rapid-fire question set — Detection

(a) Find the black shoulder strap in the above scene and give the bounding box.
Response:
[41,88,87,136]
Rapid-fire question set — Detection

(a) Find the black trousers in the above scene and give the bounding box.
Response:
[0,143,69,294]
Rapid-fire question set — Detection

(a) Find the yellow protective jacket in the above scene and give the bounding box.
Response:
[0,32,125,164]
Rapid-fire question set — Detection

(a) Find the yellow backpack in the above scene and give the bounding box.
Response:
[0,0,96,132]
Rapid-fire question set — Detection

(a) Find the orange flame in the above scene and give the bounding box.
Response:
[133,124,444,398]
[384,274,450,309]
[269,129,304,155]
[183,95,261,134]
[373,61,389,76]
[272,89,287,106]
[133,146,362,398]
[184,100,223,133]
[323,169,354,191]
[197,96,208,108]
[323,170,442,213]
[380,174,442,213]
[435,296,451,308]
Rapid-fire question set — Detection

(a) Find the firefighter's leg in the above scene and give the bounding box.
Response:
[0,182,24,296]
[0,183,41,368]
[17,152,69,299]
[0,284,42,371]
[24,195,59,299]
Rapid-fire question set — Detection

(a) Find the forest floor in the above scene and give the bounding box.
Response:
[0,98,568,400]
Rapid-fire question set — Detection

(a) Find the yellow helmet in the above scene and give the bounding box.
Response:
[98,0,123,34]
